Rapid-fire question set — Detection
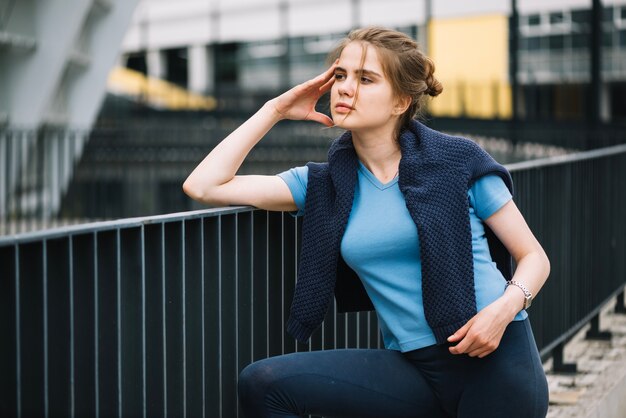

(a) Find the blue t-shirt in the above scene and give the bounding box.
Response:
[278,162,527,352]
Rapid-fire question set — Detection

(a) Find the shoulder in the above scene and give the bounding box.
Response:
[306,161,331,181]
[413,120,488,162]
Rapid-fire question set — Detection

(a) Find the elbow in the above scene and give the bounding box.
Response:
[182,178,197,199]
[182,178,225,206]
[535,245,551,282]
[182,178,207,203]
[543,251,551,280]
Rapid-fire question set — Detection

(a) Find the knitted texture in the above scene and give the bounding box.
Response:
[286,120,514,345]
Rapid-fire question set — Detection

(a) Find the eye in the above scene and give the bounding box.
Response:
[334,72,346,81]
[360,76,372,84]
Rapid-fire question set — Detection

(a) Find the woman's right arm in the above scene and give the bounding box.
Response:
[182,62,337,211]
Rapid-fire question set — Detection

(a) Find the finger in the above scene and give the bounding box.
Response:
[297,61,339,93]
[319,76,335,94]
[469,347,492,358]
[315,60,339,83]
[448,322,470,342]
[307,111,334,127]
[449,339,470,355]
[449,332,480,355]
[309,63,337,87]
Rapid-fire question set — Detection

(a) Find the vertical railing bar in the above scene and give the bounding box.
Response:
[161,223,167,418]
[250,213,254,360]
[333,299,338,349]
[116,229,122,418]
[181,220,187,418]
[281,213,285,354]
[43,239,49,418]
[94,233,99,418]
[19,133,26,231]
[69,237,75,418]
[15,244,21,418]
[12,132,20,231]
[140,225,147,418]
[344,313,348,348]
[218,215,223,418]
[266,212,269,358]
[334,299,337,350]
[234,214,239,418]
[0,132,6,220]
[200,219,206,418]
[365,312,369,348]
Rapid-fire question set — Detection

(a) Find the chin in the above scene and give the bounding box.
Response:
[330,114,354,129]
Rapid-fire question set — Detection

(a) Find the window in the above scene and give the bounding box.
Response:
[527,36,542,50]
[126,52,147,75]
[550,12,564,25]
[528,14,541,26]
[520,37,529,50]
[572,33,590,49]
[549,35,564,50]
[620,30,626,46]
[571,9,590,25]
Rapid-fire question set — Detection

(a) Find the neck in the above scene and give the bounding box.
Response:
[351,128,401,182]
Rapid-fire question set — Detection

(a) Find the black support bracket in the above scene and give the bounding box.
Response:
[585,314,612,341]
[552,341,577,374]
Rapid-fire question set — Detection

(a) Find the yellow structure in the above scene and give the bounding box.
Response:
[428,14,511,119]
[107,67,217,111]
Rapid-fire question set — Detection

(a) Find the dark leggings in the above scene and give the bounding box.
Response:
[237,318,548,418]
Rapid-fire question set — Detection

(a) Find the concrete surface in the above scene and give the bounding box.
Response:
[545,296,626,418]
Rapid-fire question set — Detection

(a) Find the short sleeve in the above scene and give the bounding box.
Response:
[468,174,512,220]
[277,165,309,216]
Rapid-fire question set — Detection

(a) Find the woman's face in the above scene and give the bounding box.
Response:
[330,42,402,135]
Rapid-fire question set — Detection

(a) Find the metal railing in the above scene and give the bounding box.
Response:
[1,143,625,417]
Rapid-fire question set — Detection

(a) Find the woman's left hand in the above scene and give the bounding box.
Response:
[446,298,515,358]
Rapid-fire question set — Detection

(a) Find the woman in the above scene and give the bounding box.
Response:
[184,27,550,418]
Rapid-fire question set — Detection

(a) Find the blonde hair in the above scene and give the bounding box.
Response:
[328,26,443,133]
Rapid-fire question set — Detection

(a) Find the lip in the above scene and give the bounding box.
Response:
[334,102,353,113]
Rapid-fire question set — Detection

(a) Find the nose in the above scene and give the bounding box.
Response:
[337,76,355,97]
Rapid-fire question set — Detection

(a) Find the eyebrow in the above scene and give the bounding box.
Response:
[335,66,382,78]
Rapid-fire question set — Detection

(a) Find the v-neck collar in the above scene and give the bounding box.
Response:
[358,160,399,190]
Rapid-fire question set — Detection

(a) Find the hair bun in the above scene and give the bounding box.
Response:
[426,75,443,97]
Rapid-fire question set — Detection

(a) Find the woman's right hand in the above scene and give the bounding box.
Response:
[269,61,338,127]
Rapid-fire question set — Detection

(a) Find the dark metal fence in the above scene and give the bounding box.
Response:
[1,144,625,418]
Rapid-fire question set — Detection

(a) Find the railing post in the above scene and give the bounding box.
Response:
[551,342,577,374]
[585,313,611,340]
[615,291,626,314]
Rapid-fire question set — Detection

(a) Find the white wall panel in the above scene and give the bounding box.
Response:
[219,8,282,42]
[288,0,352,37]
[361,0,426,27]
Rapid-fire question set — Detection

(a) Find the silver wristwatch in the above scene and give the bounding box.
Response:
[505,280,533,309]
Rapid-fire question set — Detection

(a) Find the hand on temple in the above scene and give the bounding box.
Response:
[269,60,338,127]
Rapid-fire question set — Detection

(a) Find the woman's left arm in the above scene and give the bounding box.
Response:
[447,199,551,358]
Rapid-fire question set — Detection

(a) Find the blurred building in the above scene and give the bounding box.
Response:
[0,0,140,230]
[117,0,626,122]
[0,0,140,130]
[2,0,625,232]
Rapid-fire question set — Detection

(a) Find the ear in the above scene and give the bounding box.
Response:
[393,95,412,116]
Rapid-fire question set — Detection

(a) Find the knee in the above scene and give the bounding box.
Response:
[238,361,263,401]
[238,359,277,413]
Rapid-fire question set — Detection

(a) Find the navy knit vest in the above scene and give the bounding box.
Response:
[286,120,514,345]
